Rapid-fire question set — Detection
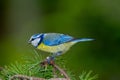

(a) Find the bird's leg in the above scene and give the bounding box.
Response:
[40,55,55,67]
[55,51,63,56]
[46,56,55,65]
[46,51,62,65]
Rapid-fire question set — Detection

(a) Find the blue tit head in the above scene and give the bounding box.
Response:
[28,33,44,47]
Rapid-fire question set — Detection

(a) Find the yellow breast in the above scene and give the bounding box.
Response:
[37,42,74,54]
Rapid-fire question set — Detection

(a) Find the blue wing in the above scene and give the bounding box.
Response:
[43,33,74,46]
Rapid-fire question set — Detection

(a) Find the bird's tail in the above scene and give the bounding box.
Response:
[71,38,94,43]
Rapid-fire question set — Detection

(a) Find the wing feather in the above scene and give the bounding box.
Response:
[43,33,74,46]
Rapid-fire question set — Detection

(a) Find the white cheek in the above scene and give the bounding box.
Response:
[31,38,40,47]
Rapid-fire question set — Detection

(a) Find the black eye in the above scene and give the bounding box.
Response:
[31,38,34,41]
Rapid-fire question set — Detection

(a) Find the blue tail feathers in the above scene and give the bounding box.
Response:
[72,38,94,43]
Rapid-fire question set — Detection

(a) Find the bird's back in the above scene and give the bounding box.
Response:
[42,33,74,46]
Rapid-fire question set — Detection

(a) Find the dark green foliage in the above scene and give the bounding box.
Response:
[0,51,53,79]
[0,51,98,80]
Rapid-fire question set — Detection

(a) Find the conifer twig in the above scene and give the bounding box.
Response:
[40,60,70,80]
[52,64,70,80]
[10,74,68,80]
[10,74,45,80]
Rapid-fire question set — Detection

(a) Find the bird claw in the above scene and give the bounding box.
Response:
[40,56,55,67]
[46,56,55,65]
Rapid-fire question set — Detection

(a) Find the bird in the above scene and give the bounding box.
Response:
[28,33,94,63]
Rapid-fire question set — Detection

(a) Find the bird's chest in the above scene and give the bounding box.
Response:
[37,42,73,53]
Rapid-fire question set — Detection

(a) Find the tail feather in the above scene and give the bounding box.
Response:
[72,38,94,43]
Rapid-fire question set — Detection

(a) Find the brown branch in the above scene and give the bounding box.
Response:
[50,78,69,80]
[10,74,68,80]
[9,60,70,80]
[52,64,70,80]
[40,60,70,80]
[10,75,45,80]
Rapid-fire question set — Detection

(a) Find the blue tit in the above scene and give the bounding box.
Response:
[28,33,94,62]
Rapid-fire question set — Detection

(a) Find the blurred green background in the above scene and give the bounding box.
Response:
[1,0,120,80]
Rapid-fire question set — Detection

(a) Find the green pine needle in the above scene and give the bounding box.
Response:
[79,70,98,80]
[0,50,98,80]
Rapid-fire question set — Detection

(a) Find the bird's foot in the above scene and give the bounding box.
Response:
[40,56,55,67]
[46,56,55,65]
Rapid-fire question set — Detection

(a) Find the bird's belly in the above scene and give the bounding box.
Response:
[37,42,73,53]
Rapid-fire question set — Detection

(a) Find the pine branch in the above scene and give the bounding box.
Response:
[0,51,98,80]
[52,64,70,80]
[40,60,70,80]
[10,74,45,80]
[10,74,69,80]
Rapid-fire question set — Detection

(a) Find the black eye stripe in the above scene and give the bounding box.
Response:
[31,38,35,41]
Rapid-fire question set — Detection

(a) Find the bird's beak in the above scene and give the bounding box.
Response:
[28,40,31,44]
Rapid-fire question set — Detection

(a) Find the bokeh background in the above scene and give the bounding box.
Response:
[1,0,120,80]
